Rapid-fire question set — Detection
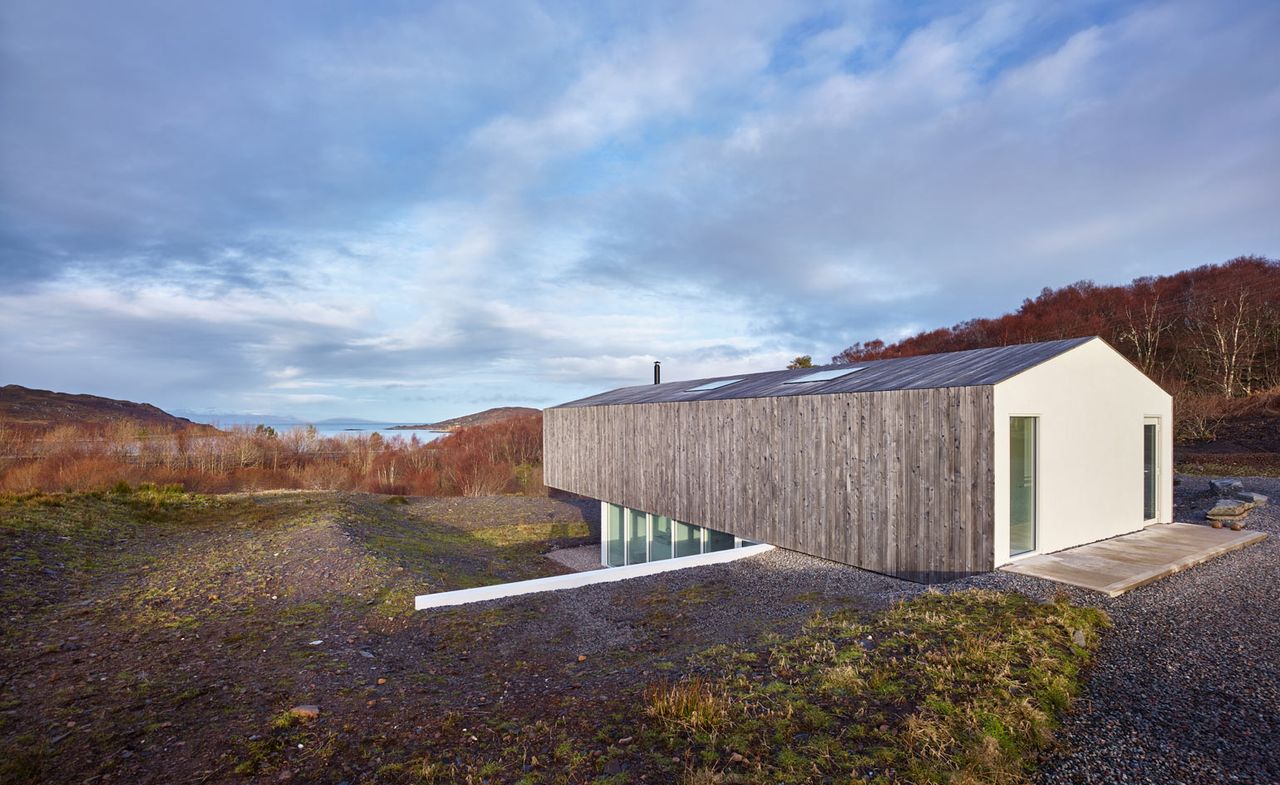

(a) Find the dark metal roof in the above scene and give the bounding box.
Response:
[553,337,1097,408]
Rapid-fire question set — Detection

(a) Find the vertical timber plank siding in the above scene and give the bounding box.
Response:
[543,386,996,581]
[865,394,883,574]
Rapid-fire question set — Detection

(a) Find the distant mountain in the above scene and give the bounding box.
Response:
[0,385,213,431]
[174,411,386,427]
[389,406,540,431]
[173,410,306,427]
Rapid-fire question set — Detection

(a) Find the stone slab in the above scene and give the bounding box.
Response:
[1234,491,1269,507]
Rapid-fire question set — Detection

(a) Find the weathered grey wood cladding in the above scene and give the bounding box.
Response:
[544,387,995,582]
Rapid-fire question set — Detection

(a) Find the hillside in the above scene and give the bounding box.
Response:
[830,255,1280,472]
[0,384,209,431]
[834,256,1279,398]
[389,406,541,431]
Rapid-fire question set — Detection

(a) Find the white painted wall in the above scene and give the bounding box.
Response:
[993,338,1173,565]
[415,543,774,610]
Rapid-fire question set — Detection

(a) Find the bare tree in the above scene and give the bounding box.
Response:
[1116,289,1173,377]
[1187,286,1265,396]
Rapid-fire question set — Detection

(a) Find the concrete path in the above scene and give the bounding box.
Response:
[545,544,604,573]
[1000,522,1266,596]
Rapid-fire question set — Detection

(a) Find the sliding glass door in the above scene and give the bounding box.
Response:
[1009,416,1037,557]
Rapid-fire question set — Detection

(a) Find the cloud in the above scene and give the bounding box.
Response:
[1,0,1277,419]
[567,0,1280,346]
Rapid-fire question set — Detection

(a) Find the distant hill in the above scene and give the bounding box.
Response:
[0,384,211,431]
[389,406,540,432]
[173,410,306,427]
[829,255,1280,471]
[833,256,1279,401]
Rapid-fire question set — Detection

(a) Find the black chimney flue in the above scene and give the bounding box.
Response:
[654,361,661,385]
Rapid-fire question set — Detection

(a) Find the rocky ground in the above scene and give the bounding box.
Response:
[0,489,601,784]
[1,476,1274,784]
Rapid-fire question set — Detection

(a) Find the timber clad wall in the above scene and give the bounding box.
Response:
[544,386,995,582]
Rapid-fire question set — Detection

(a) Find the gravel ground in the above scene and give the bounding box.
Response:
[515,473,1280,783]
[545,544,604,572]
[1004,474,1279,785]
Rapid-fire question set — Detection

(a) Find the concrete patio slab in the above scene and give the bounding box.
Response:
[1000,523,1267,597]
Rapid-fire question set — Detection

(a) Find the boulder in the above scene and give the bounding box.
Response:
[1234,491,1269,507]
[1210,478,1244,495]
[1206,498,1253,520]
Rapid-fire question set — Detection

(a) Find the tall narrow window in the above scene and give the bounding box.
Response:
[627,509,649,565]
[1143,419,1159,521]
[605,503,625,567]
[1009,417,1037,556]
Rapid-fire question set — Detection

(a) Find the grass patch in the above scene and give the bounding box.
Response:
[645,678,730,733]
[0,489,210,616]
[641,589,1109,784]
[1176,456,1280,478]
[351,505,592,590]
[406,589,1107,784]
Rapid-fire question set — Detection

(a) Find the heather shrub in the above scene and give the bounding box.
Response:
[0,413,545,497]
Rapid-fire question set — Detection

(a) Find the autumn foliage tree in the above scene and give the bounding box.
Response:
[831,256,1280,441]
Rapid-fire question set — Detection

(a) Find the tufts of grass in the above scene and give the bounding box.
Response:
[645,678,731,735]
[635,589,1109,785]
[288,589,1105,785]
[1177,457,1280,478]
[0,733,49,784]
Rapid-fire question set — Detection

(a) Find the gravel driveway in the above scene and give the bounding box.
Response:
[966,475,1280,785]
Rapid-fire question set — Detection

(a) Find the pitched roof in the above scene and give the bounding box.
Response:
[553,336,1097,408]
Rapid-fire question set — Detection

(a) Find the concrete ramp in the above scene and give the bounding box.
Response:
[1000,523,1266,597]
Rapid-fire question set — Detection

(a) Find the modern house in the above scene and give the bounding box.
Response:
[543,337,1173,582]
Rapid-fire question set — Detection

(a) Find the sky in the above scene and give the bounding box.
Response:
[1,0,1278,422]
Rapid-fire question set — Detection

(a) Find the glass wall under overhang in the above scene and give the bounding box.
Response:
[602,502,758,567]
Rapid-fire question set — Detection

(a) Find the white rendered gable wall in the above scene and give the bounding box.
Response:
[992,338,1174,565]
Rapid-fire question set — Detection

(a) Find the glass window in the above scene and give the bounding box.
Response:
[651,515,673,560]
[1009,417,1037,556]
[1144,421,1158,520]
[605,503,625,567]
[673,520,702,558]
[627,509,648,565]
[686,379,741,392]
[784,367,864,384]
[705,528,735,552]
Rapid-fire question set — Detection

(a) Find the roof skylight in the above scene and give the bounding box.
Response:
[784,367,864,384]
[686,379,741,392]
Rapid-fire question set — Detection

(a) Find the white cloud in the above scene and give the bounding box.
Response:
[1,0,1277,420]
